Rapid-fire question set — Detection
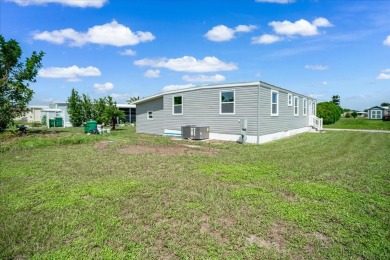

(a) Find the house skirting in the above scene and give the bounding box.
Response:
[163,126,313,144]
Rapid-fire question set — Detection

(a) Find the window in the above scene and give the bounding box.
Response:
[294,96,299,116]
[371,110,382,119]
[173,95,183,115]
[288,93,293,106]
[271,90,279,116]
[220,91,235,114]
[313,101,316,116]
[147,111,153,120]
[303,98,307,116]
[308,100,313,115]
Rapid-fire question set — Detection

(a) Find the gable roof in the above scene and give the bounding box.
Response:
[367,106,385,110]
[133,81,313,105]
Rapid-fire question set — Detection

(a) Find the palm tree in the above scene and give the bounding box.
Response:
[127,96,140,104]
[104,96,125,130]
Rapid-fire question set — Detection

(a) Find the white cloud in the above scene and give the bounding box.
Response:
[251,34,282,44]
[144,69,160,78]
[269,17,332,36]
[182,74,225,83]
[305,65,329,70]
[322,81,328,85]
[255,0,295,3]
[119,49,136,56]
[134,56,238,73]
[38,65,101,81]
[162,84,195,92]
[205,24,257,42]
[6,0,107,8]
[110,93,131,102]
[32,20,155,47]
[383,35,390,46]
[94,82,114,93]
[377,69,390,80]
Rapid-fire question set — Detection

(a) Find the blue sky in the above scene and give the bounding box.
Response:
[1,0,389,110]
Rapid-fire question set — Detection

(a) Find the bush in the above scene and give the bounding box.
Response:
[351,111,358,119]
[317,102,343,125]
[345,113,351,118]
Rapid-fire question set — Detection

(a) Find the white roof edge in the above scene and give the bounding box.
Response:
[133,81,316,105]
[116,104,136,108]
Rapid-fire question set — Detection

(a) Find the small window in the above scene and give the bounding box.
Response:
[313,101,316,116]
[294,96,299,116]
[303,98,307,116]
[309,100,313,115]
[271,90,279,116]
[173,95,183,115]
[220,91,235,114]
[288,93,293,106]
[147,111,153,120]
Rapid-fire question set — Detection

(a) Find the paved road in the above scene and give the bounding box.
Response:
[324,128,390,133]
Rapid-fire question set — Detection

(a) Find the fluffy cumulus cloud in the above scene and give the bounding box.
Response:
[119,49,136,56]
[38,65,101,81]
[93,82,114,93]
[251,34,282,44]
[305,65,329,70]
[162,84,195,92]
[269,17,333,36]
[32,20,155,47]
[377,69,390,80]
[182,74,225,83]
[134,56,237,73]
[384,35,390,46]
[6,0,107,7]
[255,0,295,3]
[144,69,160,78]
[205,24,257,42]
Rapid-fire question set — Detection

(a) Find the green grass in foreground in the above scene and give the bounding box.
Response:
[0,128,389,258]
[324,117,390,130]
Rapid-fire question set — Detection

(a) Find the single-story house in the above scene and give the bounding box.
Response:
[14,105,48,123]
[133,81,322,144]
[117,104,136,124]
[367,106,389,119]
[48,102,72,127]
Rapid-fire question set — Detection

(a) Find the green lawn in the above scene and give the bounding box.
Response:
[1,127,389,258]
[324,117,390,130]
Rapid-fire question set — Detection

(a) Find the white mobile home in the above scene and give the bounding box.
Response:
[134,81,322,144]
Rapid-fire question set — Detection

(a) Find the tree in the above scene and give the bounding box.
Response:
[380,102,390,106]
[331,95,340,106]
[81,93,93,121]
[67,88,83,127]
[93,97,109,124]
[351,111,358,119]
[104,96,125,130]
[0,35,44,131]
[127,96,140,104]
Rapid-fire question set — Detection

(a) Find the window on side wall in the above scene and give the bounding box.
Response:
[294,96,299,116]
[147,111,153,120]
[173,95,183,115]
[288,93,293,106]
[271,90,279,116]
[303,98,307,116]
[220,91,235,114]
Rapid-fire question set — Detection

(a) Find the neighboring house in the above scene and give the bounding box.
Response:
[133,81,322,144]
[48,102,72,127]
[14,105,48,123]
[356,111,367,117]
[117,104,136,123]
[367,106,389,119]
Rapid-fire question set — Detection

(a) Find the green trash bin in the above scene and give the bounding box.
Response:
[87,120,98,133]
[83,123,88,133]
[55,117,63,127]
[49,119,55,127]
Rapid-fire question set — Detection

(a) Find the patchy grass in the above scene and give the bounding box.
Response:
[324,117,390,130]
[0,129,389,259]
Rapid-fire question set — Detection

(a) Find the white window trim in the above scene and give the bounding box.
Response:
[308,100,313,115]
[313,101,316,116]
[172,95,183,115]
[147,111,153,120]
[303,98,307,116]
[371,110,382,119]
[294,96,299,116]
[288,93,293,106]
[271,90,279,116]
[219,90,235,115]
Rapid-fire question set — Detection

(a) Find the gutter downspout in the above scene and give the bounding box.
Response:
[257,81,261,144]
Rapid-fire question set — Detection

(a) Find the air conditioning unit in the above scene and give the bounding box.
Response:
[181,125,209,140]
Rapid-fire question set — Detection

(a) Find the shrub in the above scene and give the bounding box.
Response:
[317,102,343,125]
[351,111,358,119]
[345,113,351,118]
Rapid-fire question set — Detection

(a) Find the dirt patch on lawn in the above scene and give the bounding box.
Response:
[117,144,218,156]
